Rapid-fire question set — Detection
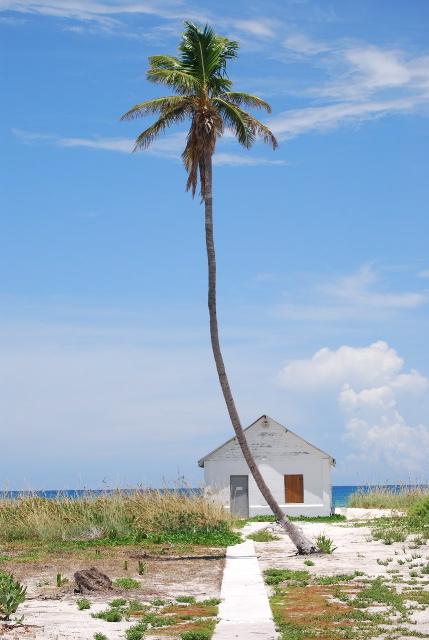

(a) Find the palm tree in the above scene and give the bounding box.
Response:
[121,22,317,554]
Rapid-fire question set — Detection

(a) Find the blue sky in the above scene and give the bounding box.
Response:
[1,0,429,489]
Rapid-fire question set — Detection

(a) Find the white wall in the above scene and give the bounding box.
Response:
[202,416,333,516]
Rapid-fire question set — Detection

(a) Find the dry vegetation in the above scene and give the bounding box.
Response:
[348,485,429,510]
[0,492,230,638]
[0,491,239,546]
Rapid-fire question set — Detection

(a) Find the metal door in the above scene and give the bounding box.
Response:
[230,475,249,517]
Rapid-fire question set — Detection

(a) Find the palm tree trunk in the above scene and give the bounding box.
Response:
[203,153,317,554]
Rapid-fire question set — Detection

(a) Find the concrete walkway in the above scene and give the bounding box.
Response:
[213,526,278,639]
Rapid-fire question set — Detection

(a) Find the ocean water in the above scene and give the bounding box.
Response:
[1,485,361,507]
[3,486,422,508]
[332,485,360,507]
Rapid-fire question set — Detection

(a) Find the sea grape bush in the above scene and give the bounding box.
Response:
[0,571,26,620]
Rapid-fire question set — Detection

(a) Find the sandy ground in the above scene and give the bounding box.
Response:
[2,510,429,639]
[251,510,429,638]
[0,547,224,640]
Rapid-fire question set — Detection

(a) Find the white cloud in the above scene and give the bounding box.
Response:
[418,269,429,279]
[338,384,396,412]
[213,153,285,167]
[0,1,278,41]
[279,341,429,477]
[323,47,429,101]
[12,129,285,167]
[272,35,429,138]
[345,413,429,474]
[12,128,185,157]
[322,264,427,310]
[231,19,275,38]
[277,265,428,322]
[279,340,405,392]
[0,0,209,27]
[269,97,416,140]
[344,47,410,90]
[283,32,330,55]
[13,128,134,152]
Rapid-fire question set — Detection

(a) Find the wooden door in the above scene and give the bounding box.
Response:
[284,474,304,503]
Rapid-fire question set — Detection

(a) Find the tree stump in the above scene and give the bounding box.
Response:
[74,567,112,593]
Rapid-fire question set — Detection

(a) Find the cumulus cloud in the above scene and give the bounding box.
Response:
[338,384,396,412]
[345,414,429,473]
[279,341,429,477]
[279,341,405,391]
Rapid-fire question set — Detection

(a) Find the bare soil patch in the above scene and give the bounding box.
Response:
[0,543,224,639]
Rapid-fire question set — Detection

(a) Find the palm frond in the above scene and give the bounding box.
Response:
[180,22,239,88]
[208,75,233,96]
[222,92,272,112]
[133,106,191,151]
[148,54,182,69]
[121,96,194,121]
[215,99,277,149]
[147,68,201,94]
[245,113,278,149]
[212,98,255,148]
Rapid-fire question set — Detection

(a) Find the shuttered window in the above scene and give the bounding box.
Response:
[284,474,304,503]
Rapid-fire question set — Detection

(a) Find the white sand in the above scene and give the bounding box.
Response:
[254,514,429,637]
[2,511,428,639]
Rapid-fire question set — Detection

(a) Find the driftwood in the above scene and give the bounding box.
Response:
[74,567,112,593]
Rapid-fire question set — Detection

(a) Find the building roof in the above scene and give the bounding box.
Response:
[198,414,336,467]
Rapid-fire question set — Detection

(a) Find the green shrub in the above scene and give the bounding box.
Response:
[127,600,145,613]
[109,598,127,608]
[200,598,221,606]
[113,577,140,589]
[372,527,407,544]
[176,595,196,604]
[409,496,429,522]
[181,631,212,640]
[77,597,91,610]
[315,571,364,585]
[264,568,310,586]
[94,634,108,640]
[125,621,148,640]
[248,514,346,523]
[92,608,123,622]
[247,529,279,542]
[0,571,26,620]
[315,534,337,554]
[139,612,176,627]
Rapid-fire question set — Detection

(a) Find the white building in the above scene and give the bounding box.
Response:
[198,415,335,517]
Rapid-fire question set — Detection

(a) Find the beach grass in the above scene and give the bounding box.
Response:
[0,490,239,546]
[348,491,429,545]
[347,485,429,510]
